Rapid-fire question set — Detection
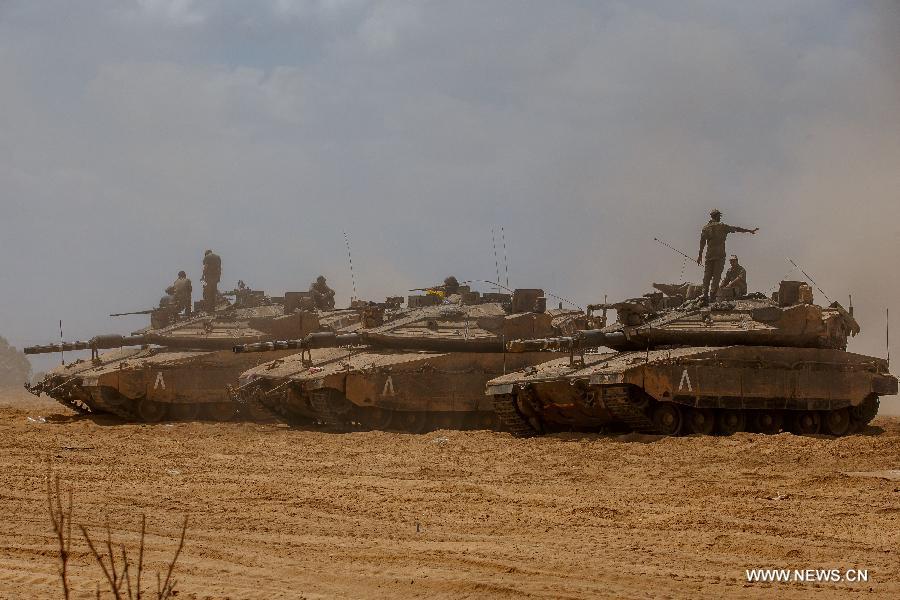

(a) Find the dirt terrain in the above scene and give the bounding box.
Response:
[0,389,897,599]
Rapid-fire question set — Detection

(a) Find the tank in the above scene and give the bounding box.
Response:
[487,280,898,437]
[232,286,589,432]
[24,287,362,422]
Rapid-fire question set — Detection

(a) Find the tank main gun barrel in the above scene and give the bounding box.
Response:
[409,285,448,292]
[233,340,304,353]
[586,303,615,312]
[233,331,363,353]
[506,329,626,353]
[109,309,156,317]
[24,334,149,355]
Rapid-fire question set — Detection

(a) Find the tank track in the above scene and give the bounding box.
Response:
[493,393,538,437]
[308,388,347,427]
[231,383,280,422]
[599,387,656,433]
[53,395,93,416]
[87,388,137,420]
[849,395,880,432]
[29,380,94,416]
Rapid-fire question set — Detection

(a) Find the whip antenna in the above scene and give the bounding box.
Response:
[546,291,584,312]
[654,237,700,271]
[501,226,509,289]
[59,319,64,365]
[491,228,501,294]
[786,258,830,301]
[343,231,357,302]
[888,308,891,367]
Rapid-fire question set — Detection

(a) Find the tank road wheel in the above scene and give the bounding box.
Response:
[136,399,168,422]
[202,402,237,422]
[394,411,430,434]
[686,408,715,435]
[791,411,821,435]
[751,411,783,435]
[360,407,394,431]
[169,403,200,421]
[717,410,746,435]
[822,408,851,437]
[651,403,683,436]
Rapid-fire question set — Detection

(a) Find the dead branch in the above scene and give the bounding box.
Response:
[46,469,73,600]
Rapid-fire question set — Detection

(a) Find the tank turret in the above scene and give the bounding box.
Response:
[507,281,860,354]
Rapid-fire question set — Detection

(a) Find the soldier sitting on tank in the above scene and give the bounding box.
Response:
[718,255,747,300]
[310,275,336,310]
[152,293,180,328]
[442,276,460,295]
[697,209,758,304]
[165,271,193,316]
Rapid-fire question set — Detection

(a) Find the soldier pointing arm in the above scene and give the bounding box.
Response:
[697,209,758,303]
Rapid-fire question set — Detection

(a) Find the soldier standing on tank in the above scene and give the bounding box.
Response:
[202,249,222,312]
[697,210,757,303]
[718,255,747,300]
[167,270,193,316]
[310,275,336,310]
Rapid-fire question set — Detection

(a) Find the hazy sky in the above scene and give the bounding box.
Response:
[1,1,898,378]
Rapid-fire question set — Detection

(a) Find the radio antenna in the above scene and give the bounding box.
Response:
[654,237,700,270]
[787,258,830,302]
[887,308,890,367]
[501,226,509,289]
[343,231,357,302]
[59,319,65,365]
[491,228,501,294]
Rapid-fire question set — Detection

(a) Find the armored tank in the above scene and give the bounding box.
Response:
[233,286,588,432]
[24,287,361,422]
[488,281,897,437]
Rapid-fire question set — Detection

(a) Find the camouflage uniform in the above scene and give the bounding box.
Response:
[310,276,336,310]
[698,216,756,302]
[202,251,221,312]
[170,273,193,316]
[719,260,747,299]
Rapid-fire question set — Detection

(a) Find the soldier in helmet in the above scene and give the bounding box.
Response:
[310,275,336,310]
[718,255,748,300]
[442,276,460,295]
[201,249,222,312]
[166,270,193,316]
[697,210,757,303]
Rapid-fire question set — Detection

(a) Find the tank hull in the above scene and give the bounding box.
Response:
[28,306,362,422]
[35,347,300,421]
[238,349,557,432]
[486,346,897,436]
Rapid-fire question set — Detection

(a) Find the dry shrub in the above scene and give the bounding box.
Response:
[47,469,188,599]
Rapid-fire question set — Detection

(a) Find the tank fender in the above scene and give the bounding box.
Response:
[486,383,515,396]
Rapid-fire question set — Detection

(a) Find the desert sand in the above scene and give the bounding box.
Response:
[0,389,897,599]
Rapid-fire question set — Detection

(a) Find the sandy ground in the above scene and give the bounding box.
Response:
[0,389,898,599]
